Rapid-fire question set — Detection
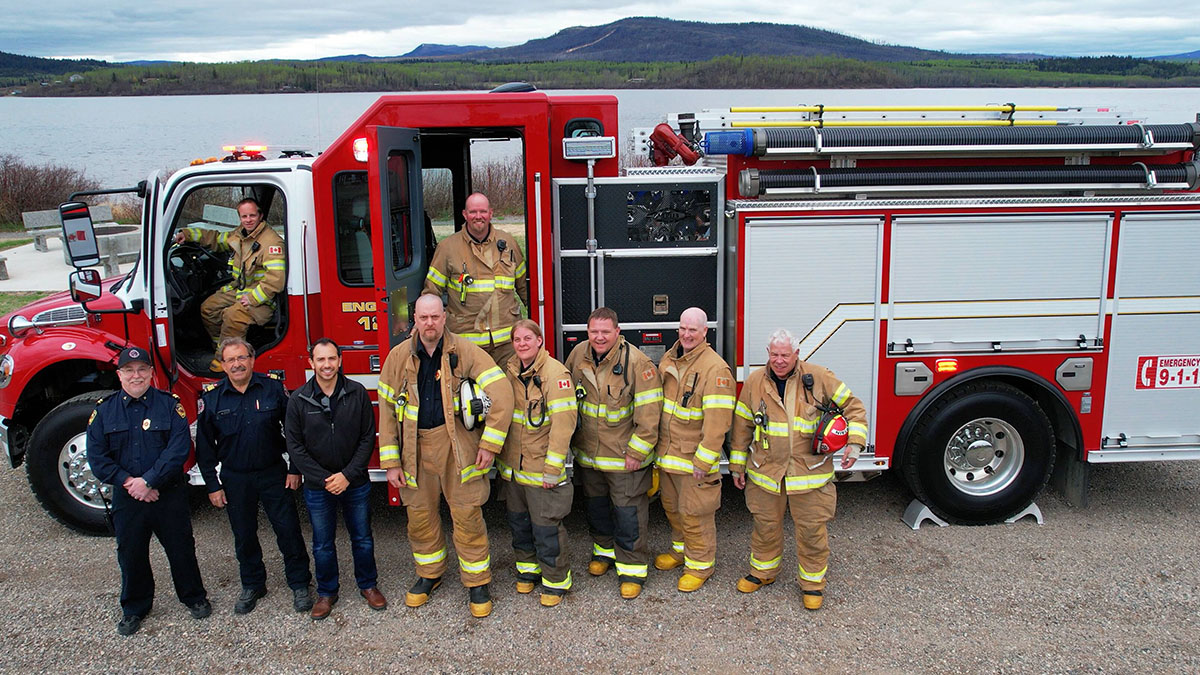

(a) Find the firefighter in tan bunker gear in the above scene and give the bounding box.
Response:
[174,198,286,372]
[564,307,663,600]
[498,320,578,608]
[653,308,736,592]
[729,328,867,610]
[378,294,514,618]
[423,193,529,370]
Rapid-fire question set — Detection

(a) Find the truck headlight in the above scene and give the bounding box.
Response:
[0,354,13,389]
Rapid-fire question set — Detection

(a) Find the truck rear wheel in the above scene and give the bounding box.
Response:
[25,392,114,535]
[903,381,1055,525]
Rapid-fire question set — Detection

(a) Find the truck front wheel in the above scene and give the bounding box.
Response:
[25,392,114,535]
[903,381,1056,525]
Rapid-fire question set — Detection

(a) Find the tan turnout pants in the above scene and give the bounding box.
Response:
[399,428,492,587]
[658,471,722,579]
[201,289,273,346]
[744,480,837,591]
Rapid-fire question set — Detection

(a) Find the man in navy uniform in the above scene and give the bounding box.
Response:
[87,345,211,636]
[195,337,312,614]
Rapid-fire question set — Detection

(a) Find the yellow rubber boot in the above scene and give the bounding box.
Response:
[619,582,642,599]
[736,575,776,593]
[588,558,611,576]
[539,593,563,608]
[654,553,683,571]
[516,580,536,594]
[802,590,824,611]
[677,573,706,592]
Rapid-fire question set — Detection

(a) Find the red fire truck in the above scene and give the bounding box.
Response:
[2,91,1197,534]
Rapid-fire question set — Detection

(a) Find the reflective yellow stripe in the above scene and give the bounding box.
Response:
[542,571,572,590]
[792,417,818,434]
[515,561,541,575]
[634,388,663,406]
[684,556,714,571]
[460,463,490,482]
[414,548,446,565]
[593,544,615,559]
[425,266,448,287]
[261,260,285,270]
[459,555,490,574]
[578,401,633,423]
[403,405,419,422]
[494,275,515,290]
[249,286,269,304]
[662,400,703,421]
[764,422,788,437]
[378,445,399,463]
[671,540,684,553]
[477,366,505,388]
[735,401,754,421]
[798,563,827,583]
[784,471,834,492]
[702,394,736,410]
[831,383,852,407]
[628,434,653,454]
[546,399,575,415]
[404,471,418,487]
[614,562,648,579]
[514,260,527,277]
[747,469,781,493]
[750,554,781,571]
[656,454,718,475]
[694,444,720,466]
[848,422,868,439]
[575,451,647,472]
[458,326,514,346]
[729,449,748,465]
[377,382,397,405]
[481,426,507,445]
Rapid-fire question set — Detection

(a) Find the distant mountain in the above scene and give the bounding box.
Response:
[444,17,955,63]
[1151,49,1200,61]
[0,50,109,79]
[121,60,176,66]
[402,44,488,58]
[318,54,394,62]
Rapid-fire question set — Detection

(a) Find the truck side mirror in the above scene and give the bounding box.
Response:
[68,269,102,304]
[58,202,101,268]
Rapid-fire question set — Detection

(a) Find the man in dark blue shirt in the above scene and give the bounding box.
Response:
[87,346,210,636]
[195,337,312,614]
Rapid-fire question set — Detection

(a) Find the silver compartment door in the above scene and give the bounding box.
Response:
[1097,212,1200,461]
[741,216,882,438]
[888,214,1110,354]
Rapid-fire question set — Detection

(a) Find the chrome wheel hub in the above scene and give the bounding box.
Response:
[943,417,1024,496]
[58,432,109,510]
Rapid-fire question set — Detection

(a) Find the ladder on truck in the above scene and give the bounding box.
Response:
[634,103,1200,200]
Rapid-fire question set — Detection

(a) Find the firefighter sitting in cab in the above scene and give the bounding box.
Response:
[174,197,285,372]
[729,328,867,610]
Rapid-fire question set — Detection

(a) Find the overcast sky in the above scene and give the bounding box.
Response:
[6,1,1199,62]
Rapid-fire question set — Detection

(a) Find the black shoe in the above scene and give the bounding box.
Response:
[234,587,267,615]
[117,615,143,636]
[188,600,212,620]
[293,586,314,612]
[468,584,492,618]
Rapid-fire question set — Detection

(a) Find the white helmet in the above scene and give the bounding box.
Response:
[460,379,491,430]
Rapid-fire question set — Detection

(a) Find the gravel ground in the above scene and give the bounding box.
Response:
[1,460,1197,673]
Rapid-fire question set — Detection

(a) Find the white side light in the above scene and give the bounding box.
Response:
[353,137,369,163]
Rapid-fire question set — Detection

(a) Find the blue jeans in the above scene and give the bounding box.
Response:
[303,482,377,597]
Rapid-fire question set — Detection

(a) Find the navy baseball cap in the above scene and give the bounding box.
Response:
[117,346,152,368]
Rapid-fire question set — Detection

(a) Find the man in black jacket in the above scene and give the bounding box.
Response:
[195,337,312,615]
[285,338,386,619]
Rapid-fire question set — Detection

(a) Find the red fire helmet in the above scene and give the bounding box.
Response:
[814,412,849,454]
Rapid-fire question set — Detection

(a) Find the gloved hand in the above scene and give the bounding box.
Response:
[841,443,863,469]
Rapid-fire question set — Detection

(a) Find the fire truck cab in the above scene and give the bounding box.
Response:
[3,91,1199,535]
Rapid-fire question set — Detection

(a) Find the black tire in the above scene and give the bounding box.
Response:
[903,381,1055,525]
[25,391,115,536]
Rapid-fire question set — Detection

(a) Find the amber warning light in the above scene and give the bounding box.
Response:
[936,359,959,373]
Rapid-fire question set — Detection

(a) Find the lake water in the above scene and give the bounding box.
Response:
[2,88,1199,187]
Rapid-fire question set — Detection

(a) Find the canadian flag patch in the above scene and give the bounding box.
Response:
[558,378,571,389]
[268,245,282,254]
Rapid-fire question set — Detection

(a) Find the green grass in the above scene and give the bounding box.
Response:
[0,223,23,233]
[0,291,52,316]
[0,238,33,252]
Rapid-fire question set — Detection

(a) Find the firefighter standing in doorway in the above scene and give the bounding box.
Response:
[423,192,529,370]
[497,319,578,607]
[653,307,736,592]
[564,307,663,599]
[729,328,867,610]
[377,294,514,618]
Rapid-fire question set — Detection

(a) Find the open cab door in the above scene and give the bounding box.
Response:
[368,126,427,353]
